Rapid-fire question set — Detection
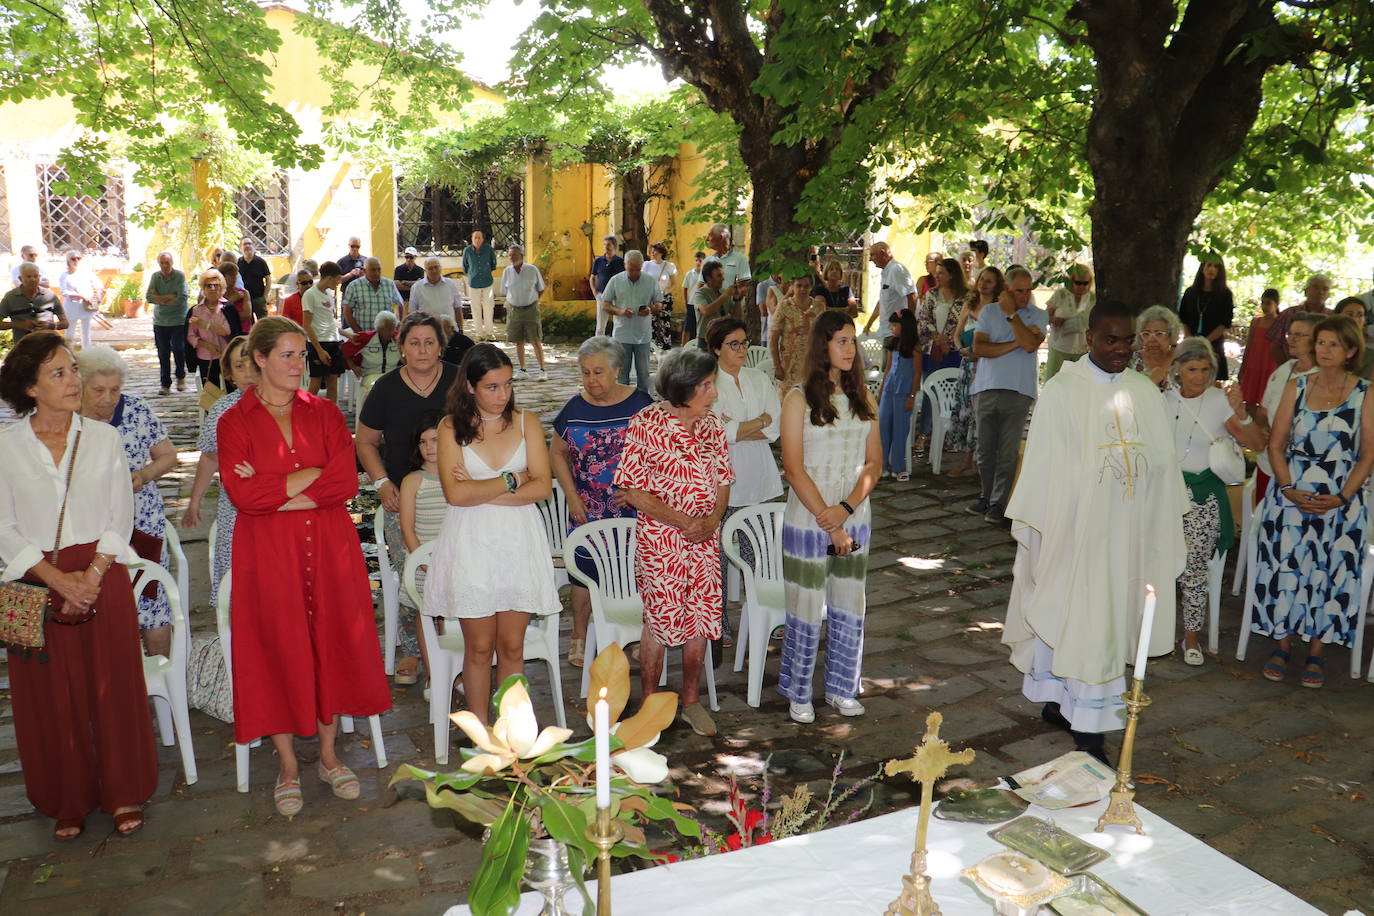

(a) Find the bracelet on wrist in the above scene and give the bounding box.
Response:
[502,471,519,492]
[374,476,390,488]
[839,500,855,516]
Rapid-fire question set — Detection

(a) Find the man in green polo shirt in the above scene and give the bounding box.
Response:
[462,229,499,340]
[147,250,190,394]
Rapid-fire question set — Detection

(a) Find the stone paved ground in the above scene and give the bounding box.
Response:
[0,319,1371,914]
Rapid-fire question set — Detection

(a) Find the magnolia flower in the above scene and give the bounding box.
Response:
[450,681,573,775]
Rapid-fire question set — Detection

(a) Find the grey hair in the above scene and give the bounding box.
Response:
[17,262,39,278]
[424,257,442,269]
[75,345,128,383]
[577,335,624,372]
[655,346,717,407]
[708,223,730,240]
[1005,265,1033,285]
[156,250,174,262]
[1306,272,1332,288]
[1136,305,1181,340]
[624,249,645,267]
[364,257,382,268]
[1169,336,1217,385]
[507,244,524,255]
[374,310,398,330]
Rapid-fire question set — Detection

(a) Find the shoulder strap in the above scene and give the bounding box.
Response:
[1176,390,1225,442]
[50,429,81,560]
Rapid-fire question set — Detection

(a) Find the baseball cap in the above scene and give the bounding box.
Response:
[403,246,419,257]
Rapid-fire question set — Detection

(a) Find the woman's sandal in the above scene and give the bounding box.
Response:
[274,776,304,817]
[1300,655,1326,689]
[54,817,85,841]
[113,808,144,838]
[394,657,420,686]
[569,637,586,668]
[319,763,361,800]
[1262,648,1291,682]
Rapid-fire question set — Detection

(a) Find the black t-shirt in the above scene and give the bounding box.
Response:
[394,263,424,302]
[443,332,476,366]
[338,254,366,290]
[359,362,460,483]
[812,283,854,310]
[592,255,625,294]
[236,255,272,299]
[1178,287,1235,380]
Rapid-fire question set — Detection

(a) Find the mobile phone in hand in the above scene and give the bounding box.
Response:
[826,541,863,555]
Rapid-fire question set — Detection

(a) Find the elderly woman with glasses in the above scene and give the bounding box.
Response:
[1164,338,1265,666]
[185,269,244,388]
[1133,305,1182,389]
[613,347,734,738]
[59,251,103,350]
[76,346,180,657]
[1043,264,1095,380]
[550,337,653,667]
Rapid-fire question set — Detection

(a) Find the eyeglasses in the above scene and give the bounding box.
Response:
[1288,330,1313,340]
[721,340,748,351]
[1139,329,1172,340]
[350,244,361,249]
[1072,279,1090,286]
[404,254,415,259]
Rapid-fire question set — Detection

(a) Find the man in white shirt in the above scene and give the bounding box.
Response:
[863,242,918,333]
[410,257,462,326]
[501,245,547,379]
[10,245,50,289]
[303,261,346,403]
[707,223,751,321]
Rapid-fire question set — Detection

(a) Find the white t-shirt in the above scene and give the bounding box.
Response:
[1164,386,1234,474]
[643,259,679,296]
[878,259,916,325]
[302,285,340,343]
[681,267,701,299]
[501,264,545,308]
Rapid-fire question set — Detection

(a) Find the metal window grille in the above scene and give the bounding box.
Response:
[396,177,523,256]
[234,172,291,255]
[0,166,11,254]
[36,165,128,257]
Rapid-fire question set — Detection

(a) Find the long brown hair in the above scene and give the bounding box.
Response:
[963,265,1004,310]
[445,343,515,446]
[803,311,875,427]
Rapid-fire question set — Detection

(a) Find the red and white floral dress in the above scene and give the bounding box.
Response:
[613,402,735,646]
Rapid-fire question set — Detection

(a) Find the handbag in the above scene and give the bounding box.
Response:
[0,430,82,651]
[129,528,164,601]
[1178,394,1246,486]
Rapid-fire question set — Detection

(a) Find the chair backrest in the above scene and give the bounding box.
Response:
[721,504,785,598]
[921,366,964,415]
[745,346,772,370]
[858,334,885,372]
[535,479,570,559]
[401,541,436,609]
[563,518,638,601]
[163,522,190,614]
[131,561,188,672]
[206,517,218,584]
[373,507,392,577]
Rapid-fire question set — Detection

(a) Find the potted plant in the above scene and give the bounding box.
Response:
[113,277,144,318]
[393,645,699,916]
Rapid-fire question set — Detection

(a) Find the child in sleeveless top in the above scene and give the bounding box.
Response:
[398,412,446,686]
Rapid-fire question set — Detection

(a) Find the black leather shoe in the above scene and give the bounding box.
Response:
[1041,702,1072,732]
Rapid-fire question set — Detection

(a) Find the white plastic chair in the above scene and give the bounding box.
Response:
[163,523,190,618]
[915,367,963,475]
[858,335,885,394]
[1229,475,1256,596]
[217,572,388,792]
[403,544,567,765]
[206,517,218,590]
[745,346,773,375]
[374,507,400,675]
[563,518,717,710]
[135,561,197,785]
[535,480,571,592]
[722,504,786,708]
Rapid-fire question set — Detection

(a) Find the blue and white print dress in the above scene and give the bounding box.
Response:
[114,394,172,629]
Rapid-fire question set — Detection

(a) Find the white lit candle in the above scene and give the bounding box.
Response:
[1133,585,1157,682]
[594,688,611,809]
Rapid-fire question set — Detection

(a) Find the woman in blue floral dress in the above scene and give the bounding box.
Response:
[77,347,180,656]
[947,268,1002,476]
[1251,316,1374,688]
[549,337,653,667]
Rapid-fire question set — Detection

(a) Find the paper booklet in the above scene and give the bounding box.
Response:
[1006,751,1115,809]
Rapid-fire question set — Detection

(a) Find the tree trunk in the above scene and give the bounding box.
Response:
[739,141,811,340]
[617,167,649,254]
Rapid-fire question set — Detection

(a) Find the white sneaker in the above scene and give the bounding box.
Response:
[789,702,815,724]
[825,694,865,716]
[537,368,548,381]
[516,367,529,376]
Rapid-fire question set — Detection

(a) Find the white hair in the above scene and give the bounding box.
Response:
[577,335,624,372]
[1137,305,1182,340]
[1306,273,1332,288]
[17,262,39,278]
[425,257,441,269]
[374,310,398,330]
[508,244,524,255]
[364,257,382,268]
[624,249,645,267]
[1169,336,1217,385]
[708,223,730,241]
[75,345,128,383]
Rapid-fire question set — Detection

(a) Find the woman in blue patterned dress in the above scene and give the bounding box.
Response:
[77,347,179,657]
[550,337,653,667]
[182,337,256,608]
[947,267,1002,476]
[1252,315,1374,688]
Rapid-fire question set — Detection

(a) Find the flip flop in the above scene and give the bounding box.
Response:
[394,657,420,686]
[568,637,586,668]
[1262,648,1290,682]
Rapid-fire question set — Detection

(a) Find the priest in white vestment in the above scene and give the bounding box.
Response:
[1002,301,1189,759]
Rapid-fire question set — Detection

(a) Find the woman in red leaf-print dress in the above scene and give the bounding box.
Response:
[614,348,734,738]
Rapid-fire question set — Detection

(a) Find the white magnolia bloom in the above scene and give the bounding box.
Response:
[450,681,574,775]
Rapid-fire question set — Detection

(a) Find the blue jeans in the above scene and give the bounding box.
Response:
[879,357,916,473]
[153,323,187,389]
[618,342,652,393]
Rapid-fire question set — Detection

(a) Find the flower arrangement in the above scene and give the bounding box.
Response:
[393,645,700,916]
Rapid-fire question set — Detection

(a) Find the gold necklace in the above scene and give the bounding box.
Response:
[255,388,293,416]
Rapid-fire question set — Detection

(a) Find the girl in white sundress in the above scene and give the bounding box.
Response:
[422,344,561,724]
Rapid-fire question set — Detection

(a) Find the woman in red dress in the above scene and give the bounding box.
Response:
[1239,288,1280,409]
[219,317,390,818]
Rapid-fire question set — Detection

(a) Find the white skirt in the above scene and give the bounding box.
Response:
[422,502,562,619]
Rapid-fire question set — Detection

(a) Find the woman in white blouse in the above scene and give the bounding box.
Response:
[0,332,156,840]
[1043,264,1095,380]
[708,318,783,645]
[645,242,680,351]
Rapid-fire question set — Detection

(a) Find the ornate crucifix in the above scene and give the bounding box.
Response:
[1097,405,1145,499]
[883,712,977,916]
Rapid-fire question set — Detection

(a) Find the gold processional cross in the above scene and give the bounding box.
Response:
[1097,405,1145,500]
[883,712,977,916]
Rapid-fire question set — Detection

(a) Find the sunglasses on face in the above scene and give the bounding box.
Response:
[1072,280,1090,286]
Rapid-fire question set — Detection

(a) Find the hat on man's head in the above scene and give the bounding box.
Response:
[403,246,419,257]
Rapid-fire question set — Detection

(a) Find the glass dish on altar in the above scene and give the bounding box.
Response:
[987,816,1110,875]
[1048,873,1148,915]
[934,787,1029,823]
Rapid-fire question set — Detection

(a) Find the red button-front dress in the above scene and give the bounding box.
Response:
[218,389,391,743]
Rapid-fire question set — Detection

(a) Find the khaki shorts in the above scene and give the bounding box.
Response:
[506,304,542,342]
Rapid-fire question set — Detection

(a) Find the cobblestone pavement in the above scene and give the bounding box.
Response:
[0,320,1371,914]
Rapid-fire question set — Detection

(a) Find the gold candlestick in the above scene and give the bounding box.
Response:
[1095,678,1151,835]
[585,805,624,915]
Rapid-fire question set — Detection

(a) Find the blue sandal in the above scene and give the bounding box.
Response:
[1300,655,1325,689]
[1262,648,1290,682]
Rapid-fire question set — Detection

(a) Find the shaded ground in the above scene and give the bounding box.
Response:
[0,320,1370,914]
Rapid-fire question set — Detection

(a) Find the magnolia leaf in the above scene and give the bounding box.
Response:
[618,796,649,815]
[468,801,530,916]
[614,693,678,751]
[586,643,630,723]
[536,795,597,862]
[422,781,506,827]
[620,822,647,847]
[641,794,702,838]
[388,763,435,788]
[530,735,599,766]
[563,844,594,916]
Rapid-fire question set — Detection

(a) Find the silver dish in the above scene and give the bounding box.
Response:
[1048,873,1148,915]
[987,816,1110,875]
[934,787,1029,824]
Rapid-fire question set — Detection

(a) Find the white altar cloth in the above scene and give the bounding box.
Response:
[444,798,1319,915]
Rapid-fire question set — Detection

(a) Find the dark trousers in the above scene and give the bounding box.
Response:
[974,389,1033,509]
[153,323,187,388]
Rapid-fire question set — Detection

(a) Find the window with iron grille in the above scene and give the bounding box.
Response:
[234,172,291,255]
[0,166,11,254]
[396,177,524,256]
[36,165,127,257]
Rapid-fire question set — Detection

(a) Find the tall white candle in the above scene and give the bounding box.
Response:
[595,688,611,809]
[1133,585,1157,682]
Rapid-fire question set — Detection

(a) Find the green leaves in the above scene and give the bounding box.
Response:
[468,800,531,916]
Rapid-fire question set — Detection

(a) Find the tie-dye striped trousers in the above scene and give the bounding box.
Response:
[777,519,870,703]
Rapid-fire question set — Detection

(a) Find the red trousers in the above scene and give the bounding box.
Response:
[7,543,157,820]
